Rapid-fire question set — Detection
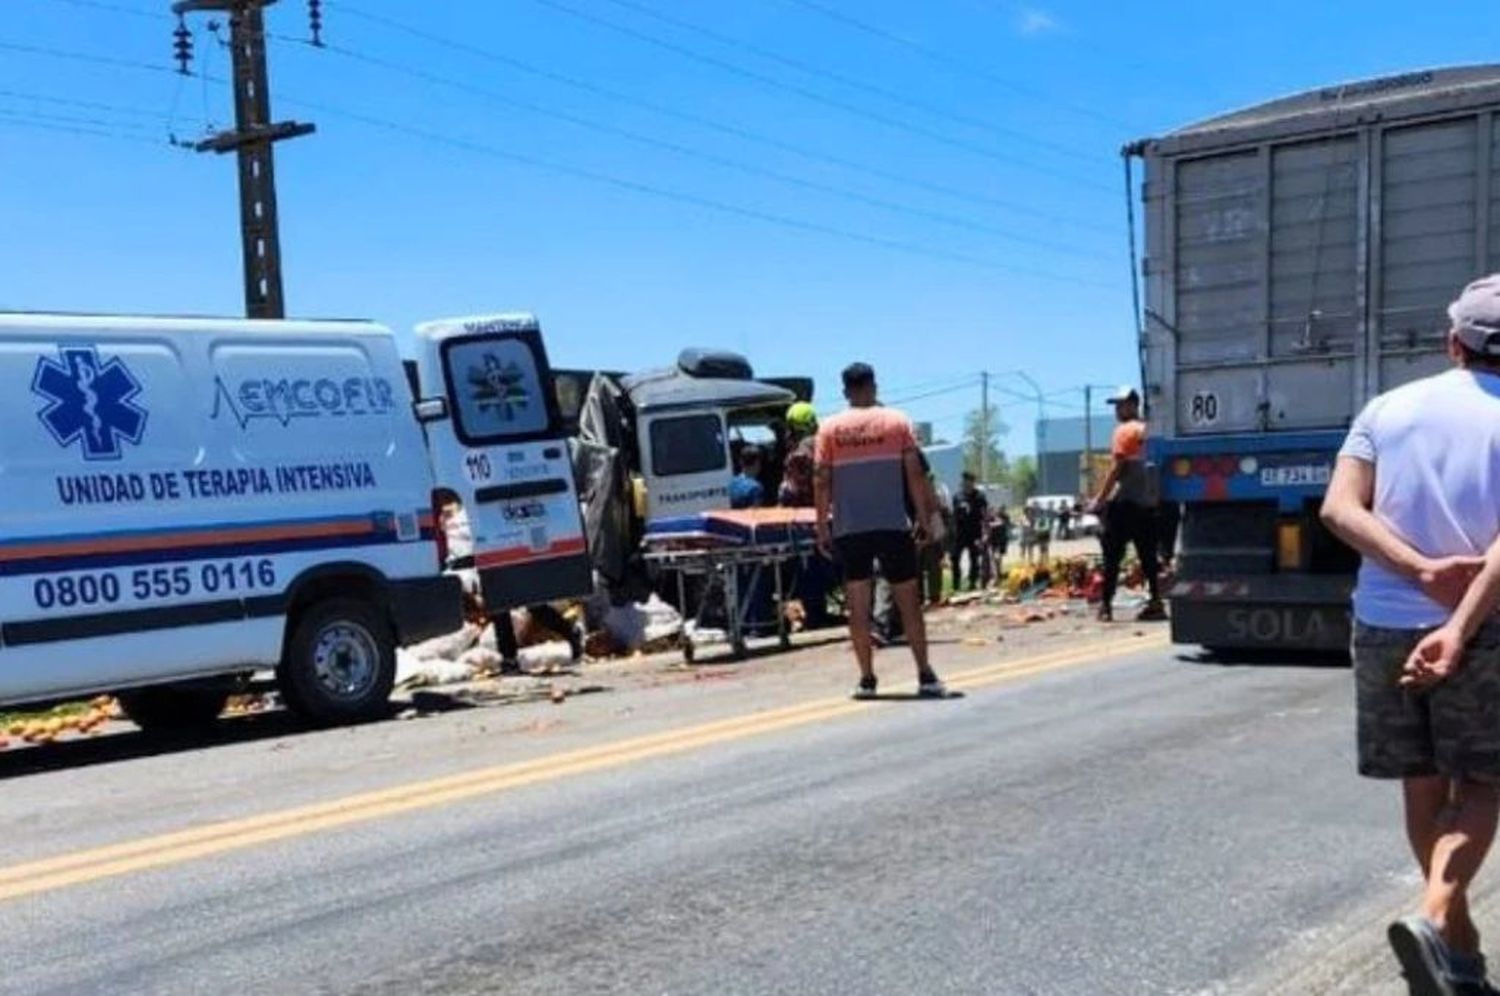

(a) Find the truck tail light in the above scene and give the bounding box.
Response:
[1277,521,1303,571]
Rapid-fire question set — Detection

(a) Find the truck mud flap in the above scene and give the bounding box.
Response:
[1170,598,1350,653]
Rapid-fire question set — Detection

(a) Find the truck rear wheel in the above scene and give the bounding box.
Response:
[117,686,230,734]
[279,597,396,725]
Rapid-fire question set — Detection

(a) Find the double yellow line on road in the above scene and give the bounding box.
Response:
[0,633,1167,903]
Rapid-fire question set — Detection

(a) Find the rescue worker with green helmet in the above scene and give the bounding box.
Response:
[779,400,832,626]
[779,402,819,507]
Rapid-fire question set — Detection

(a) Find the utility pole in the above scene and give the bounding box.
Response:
[979,370,990,484]
[173,0,315,319]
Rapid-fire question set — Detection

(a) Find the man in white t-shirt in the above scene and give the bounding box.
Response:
[1323,274,1500,996]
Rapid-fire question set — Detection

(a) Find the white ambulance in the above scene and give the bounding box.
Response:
[0,311,586,731]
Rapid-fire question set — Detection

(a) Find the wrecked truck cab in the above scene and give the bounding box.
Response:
[570,349,802,599]
[621,350,797,522]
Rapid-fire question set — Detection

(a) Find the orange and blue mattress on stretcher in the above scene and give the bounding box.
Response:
[643,508,819,550]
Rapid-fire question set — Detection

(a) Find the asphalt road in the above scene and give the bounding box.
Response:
[0,632,1471,995]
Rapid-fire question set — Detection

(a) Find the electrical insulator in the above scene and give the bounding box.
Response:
[173,15,194,76]
[308,0,324,47]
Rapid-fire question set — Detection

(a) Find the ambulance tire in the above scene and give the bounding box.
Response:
[117,686,230,735]
[280,597,397,725]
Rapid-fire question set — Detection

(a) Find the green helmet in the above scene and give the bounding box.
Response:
[786,401,818,434]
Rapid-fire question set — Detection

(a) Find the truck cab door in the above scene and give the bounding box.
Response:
[414,315,592,611]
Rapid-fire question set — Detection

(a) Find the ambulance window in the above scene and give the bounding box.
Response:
[651,415,726,476]
[444,337,551,442]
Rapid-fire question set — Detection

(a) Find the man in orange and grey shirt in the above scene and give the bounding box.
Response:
[1089,386,1166,623]
[815,362,946,699]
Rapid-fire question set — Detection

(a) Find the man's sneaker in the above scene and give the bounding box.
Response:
[1388,916,1457,996]
[852,676,878,700]
[916,674,948,699]
[1096,605,1114,623]
[1136,600,1168,622]
[1449,951,1499,995]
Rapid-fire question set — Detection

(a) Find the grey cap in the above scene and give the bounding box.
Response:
[1106,385,1140,404]
[1449,274,1500,355]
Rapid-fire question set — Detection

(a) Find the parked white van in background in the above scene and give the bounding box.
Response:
[0,313,464,730]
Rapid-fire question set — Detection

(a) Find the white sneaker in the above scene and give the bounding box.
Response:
[917,675,948,699]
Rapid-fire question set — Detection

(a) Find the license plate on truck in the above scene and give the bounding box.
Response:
[1259,464,1330,487]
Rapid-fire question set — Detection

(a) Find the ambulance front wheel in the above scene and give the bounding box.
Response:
[280,597,396,725]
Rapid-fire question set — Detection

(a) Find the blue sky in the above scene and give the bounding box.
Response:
[3,0,1498,452]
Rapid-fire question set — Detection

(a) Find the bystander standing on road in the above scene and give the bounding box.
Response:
[815,363,945,699]
[951,471,989,591]
[1323,274,1500,996]
[920,464,950,607]
[1019,507,1037,564]
[876,449,942,641]
[778,403,818,507]
[1088,387,1165,623]
[1033,507,1051,564]
[779,404,833,628]
[989,507,1012,578]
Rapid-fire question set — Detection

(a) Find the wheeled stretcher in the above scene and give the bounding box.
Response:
[642,508,819,661]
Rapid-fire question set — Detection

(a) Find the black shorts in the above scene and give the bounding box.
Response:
[834,530,919,585]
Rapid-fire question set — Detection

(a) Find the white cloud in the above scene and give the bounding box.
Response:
[1015,6,1061,36]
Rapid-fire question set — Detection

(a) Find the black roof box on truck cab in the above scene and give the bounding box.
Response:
[678,348,752,381]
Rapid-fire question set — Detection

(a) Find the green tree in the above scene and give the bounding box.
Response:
[962,408,1009,484]
[1006,455,1039,500]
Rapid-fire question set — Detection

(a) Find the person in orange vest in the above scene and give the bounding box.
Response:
[1088,387,1166,623]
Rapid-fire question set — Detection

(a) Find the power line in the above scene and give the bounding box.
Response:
[883,372,985,396]
[0,111,168,146]
[519,0,1115,190]
[282,94,1113,283]
[778,0,1137,132]
[0,40,1113,283]
[586,0,1104,167]
[905,407,974,426]
[0,104,154,132]
[886,377,981,406]
[0,39,177,75]
[290,40,1108,260]
[0,88,171,121]
[325,4,1115,233]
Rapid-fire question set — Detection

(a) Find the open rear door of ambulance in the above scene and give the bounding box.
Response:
[414,314,592,611]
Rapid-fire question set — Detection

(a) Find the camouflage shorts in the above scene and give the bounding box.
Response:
[1354,621,1500,781]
